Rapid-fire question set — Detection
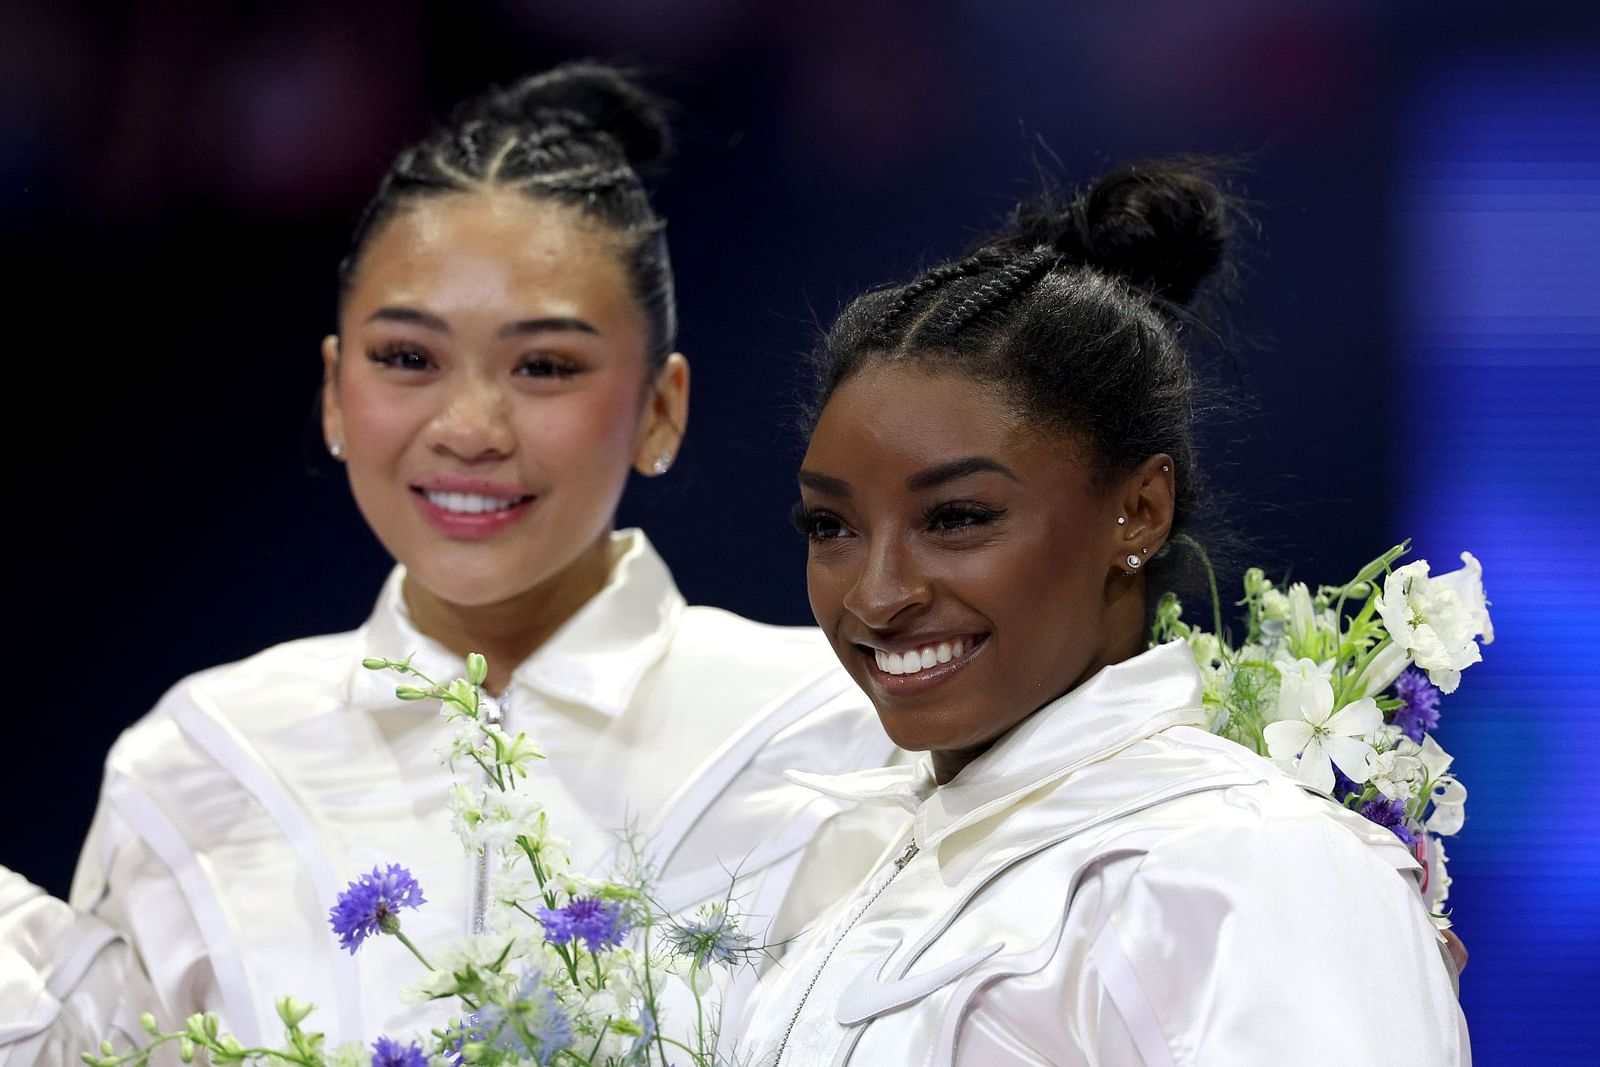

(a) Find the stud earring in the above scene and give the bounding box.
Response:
[1161,464,1170,472]
[1116,516,1126,525]
[329,438,345,460]
[651,451,673,476]
[1126,554,1142,569]
[1141,546,1150,555]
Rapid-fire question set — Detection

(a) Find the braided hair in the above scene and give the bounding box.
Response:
[338,61,677,368]
[810,160,1238,586]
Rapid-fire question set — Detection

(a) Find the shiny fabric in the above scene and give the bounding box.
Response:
[737,642,1471,1066]
[34,531,896,1058]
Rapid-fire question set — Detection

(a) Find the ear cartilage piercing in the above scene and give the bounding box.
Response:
[1126,554,1142,569]
[651,451,673,475]
[1161,464,1170,472]
[1141,546,1150,555]
[1116,516,1126,525]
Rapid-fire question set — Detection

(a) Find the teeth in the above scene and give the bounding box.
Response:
[875,639,974,676]
[426,491,522,514]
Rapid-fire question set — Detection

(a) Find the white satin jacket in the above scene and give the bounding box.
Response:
[738,642,1471,1067]
[17,531,895,1060]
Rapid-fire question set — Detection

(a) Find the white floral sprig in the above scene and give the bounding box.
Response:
[1151,538,1491,926]
[86,652,769,1067]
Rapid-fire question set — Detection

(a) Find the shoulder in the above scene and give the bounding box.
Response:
[106,628,365,775]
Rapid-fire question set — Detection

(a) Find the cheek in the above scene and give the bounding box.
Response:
[338,378,429,457]
[517,384,644,472]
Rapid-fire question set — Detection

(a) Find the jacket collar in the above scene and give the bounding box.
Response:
[788,641,1207,847]
[343,529,686,718]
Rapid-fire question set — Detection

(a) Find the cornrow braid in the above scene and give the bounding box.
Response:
[866,254,1003,347]
[339,63,677,368]
[917,249,1060,343]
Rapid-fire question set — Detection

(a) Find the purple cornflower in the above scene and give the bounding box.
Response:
[370,1036,428,1067]
[1392,669,1442,743]
[1359,795,1417,846]
[328,864,426,954]
[537,896,628,952]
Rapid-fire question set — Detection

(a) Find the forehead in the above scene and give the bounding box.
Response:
[806,362,1080,479]
[345,191,636,323]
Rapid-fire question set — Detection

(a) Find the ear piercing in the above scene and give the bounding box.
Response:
[651,451,673,476]
[329,438,345,460]
[1116,516,1126,525]
[1126,554,1142,569]
[1161,464,1170,472]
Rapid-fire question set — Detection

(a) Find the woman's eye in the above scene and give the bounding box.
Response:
[790,502,850,541]
[367,344,434,371]
[515,354,582,379]
[925,504,1004,533]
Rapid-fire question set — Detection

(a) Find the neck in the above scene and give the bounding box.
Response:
[402,533,617,694]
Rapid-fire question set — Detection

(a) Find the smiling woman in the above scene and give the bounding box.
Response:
[0,62,896,1063]
[739,162,1470,1065]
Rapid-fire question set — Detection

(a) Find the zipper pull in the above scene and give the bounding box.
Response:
[894,839,920,870]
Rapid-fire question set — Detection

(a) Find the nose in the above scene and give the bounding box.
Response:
[427,373,516,462]
[840,534,931,631]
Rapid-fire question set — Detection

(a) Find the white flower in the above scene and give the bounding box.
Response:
[1287,582,1317,644]
[1266,657,1334,724]
[1376,558,1486,693]
[325,1044,368,1067]
[1420,833,1454,919]
[1432,550,1494,646]
[1264,671,1382,794]
[1426,777,1468,836]
[1355,641,1411,698]
[1366,748,1422,801]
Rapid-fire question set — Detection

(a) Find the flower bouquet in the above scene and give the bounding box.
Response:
[1152,540,1492,925]
[85,654,763,1067]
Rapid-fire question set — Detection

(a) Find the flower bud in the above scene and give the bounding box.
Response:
[467,652,488,686]
[100,1041,115,1056]
[361,657,390,671]
[178,1039,195,1063]
[139,1012,159,1035]
[275,995,314,1029]
[395,685,430,701]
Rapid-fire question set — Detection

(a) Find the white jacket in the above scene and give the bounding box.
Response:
[738,642,1470,1066]
[14,531,895,1059]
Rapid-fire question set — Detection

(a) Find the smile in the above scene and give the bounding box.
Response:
[421,490,531,514]
[411,486,537,540]
[862,634,988,692]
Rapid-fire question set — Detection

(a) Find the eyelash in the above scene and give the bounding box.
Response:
[789,501,1006,542]
[363,345,582,379]
[366,343,433,371]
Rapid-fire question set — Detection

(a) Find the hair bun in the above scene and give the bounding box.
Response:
[987,160,1233,306]
[456,61,670,169]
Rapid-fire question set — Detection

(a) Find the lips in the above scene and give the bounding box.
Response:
[409,480,537,540]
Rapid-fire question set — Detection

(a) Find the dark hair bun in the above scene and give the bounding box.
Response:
[455,61,670,169]
[985,160,1233,306]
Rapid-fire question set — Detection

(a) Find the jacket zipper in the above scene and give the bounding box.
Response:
[471,692,506,935]
[773,836,920,1064]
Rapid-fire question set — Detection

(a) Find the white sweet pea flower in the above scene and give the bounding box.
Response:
[1287,582,1318,646]
[1426,777,1468,835]
[1376,558,1484,693]
[1432,550,1494,645]
[1413,733,1456,780]
[1264,671,1382,793]
[1420,834,1454,920]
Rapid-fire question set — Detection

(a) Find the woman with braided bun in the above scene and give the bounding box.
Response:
[0,62,896,1062]
[737,161,1469,1065]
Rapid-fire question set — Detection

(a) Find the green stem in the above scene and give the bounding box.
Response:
[392,930,434,971]
[1174,534,1226,646]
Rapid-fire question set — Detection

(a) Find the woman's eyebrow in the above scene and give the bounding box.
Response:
[905,456,1019,491]
[798,470,852,497]
[498,316,601,338]
[367,306,450,332]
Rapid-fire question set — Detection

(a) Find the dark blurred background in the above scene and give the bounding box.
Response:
[4,1,1597,1060]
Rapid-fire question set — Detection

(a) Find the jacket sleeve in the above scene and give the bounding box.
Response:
[0,866,161,1067]
[1076,814,1470,1067]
